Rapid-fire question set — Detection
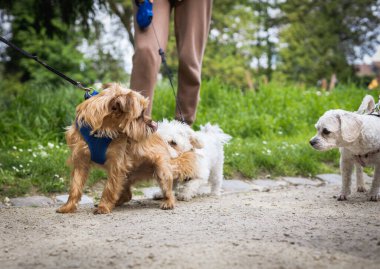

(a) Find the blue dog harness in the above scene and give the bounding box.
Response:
[78,90,113,165]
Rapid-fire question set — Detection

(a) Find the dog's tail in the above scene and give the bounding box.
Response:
[170,151,199,181]
[200,123,232,144]
[357,95,375,114]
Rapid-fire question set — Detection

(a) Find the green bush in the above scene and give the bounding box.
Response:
[0,79,374,197]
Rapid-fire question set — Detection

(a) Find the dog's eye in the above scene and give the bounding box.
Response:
[169,141,177,146]
[322,128,331,135]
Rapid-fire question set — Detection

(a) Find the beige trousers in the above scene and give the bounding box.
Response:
[130,0,213,125]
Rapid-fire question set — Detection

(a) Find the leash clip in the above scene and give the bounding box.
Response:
[84,89,99,100]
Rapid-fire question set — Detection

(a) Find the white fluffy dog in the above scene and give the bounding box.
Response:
[310,95,380,201]
[156,120,231,201]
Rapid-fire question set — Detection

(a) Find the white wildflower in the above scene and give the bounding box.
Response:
[48,142,54,149]
[12,146,17,150]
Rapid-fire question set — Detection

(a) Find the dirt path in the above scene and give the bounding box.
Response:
[1,184,380,269]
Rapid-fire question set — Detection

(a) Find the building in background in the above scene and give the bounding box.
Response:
[354,48,380,89]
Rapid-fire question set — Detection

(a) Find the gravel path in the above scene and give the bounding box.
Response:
[1,184,379,269]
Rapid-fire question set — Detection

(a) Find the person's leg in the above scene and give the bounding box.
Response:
[174,0,213,125]
[130,0,171,116]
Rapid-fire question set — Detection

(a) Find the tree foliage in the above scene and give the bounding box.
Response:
[1,0,380,89]
[0,0,127,88]
[202,1,280,89]
[278,0,380,84]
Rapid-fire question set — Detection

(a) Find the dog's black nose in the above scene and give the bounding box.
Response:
[309,139,317,146]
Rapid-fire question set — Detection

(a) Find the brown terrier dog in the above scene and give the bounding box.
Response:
[56,83,197,214]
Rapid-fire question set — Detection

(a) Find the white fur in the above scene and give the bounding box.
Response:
[156,120,231,201]
[310,95,380,201]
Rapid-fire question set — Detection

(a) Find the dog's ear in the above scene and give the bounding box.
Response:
[357,95,375,114]
[189,133,204,149]
[339,113,362,143]
[110,96,128,114]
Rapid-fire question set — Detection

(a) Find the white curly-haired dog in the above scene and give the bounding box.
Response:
[156,120,231,201]
[310,95,380,201]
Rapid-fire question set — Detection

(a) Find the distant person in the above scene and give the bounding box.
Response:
[130,0,213,125]
[368,64,380,90]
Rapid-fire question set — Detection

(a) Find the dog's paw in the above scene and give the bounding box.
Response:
[177,192,192,201]
[56,204,77,214]
[160,200,175,210]
[357,186,367,192]
[152,192,164,200]
[93,205,112,214]
[337,194,348,201]
[369,194,379,202]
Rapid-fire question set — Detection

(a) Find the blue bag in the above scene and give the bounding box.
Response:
[136,0,153,29]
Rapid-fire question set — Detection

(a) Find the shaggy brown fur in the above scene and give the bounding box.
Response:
[115,150,199,206]
[56,83,197,214]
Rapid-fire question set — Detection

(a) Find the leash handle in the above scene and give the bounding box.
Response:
[0,35,91,92]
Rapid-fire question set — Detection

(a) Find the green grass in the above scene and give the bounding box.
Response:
[0,79,376,198]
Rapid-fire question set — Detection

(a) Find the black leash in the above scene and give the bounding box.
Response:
[0,35,91,92]
[1,33,186,122]
[151,24,185,123]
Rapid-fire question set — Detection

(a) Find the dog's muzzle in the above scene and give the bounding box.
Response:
[309,138,318,147]
[309,137,321,150]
